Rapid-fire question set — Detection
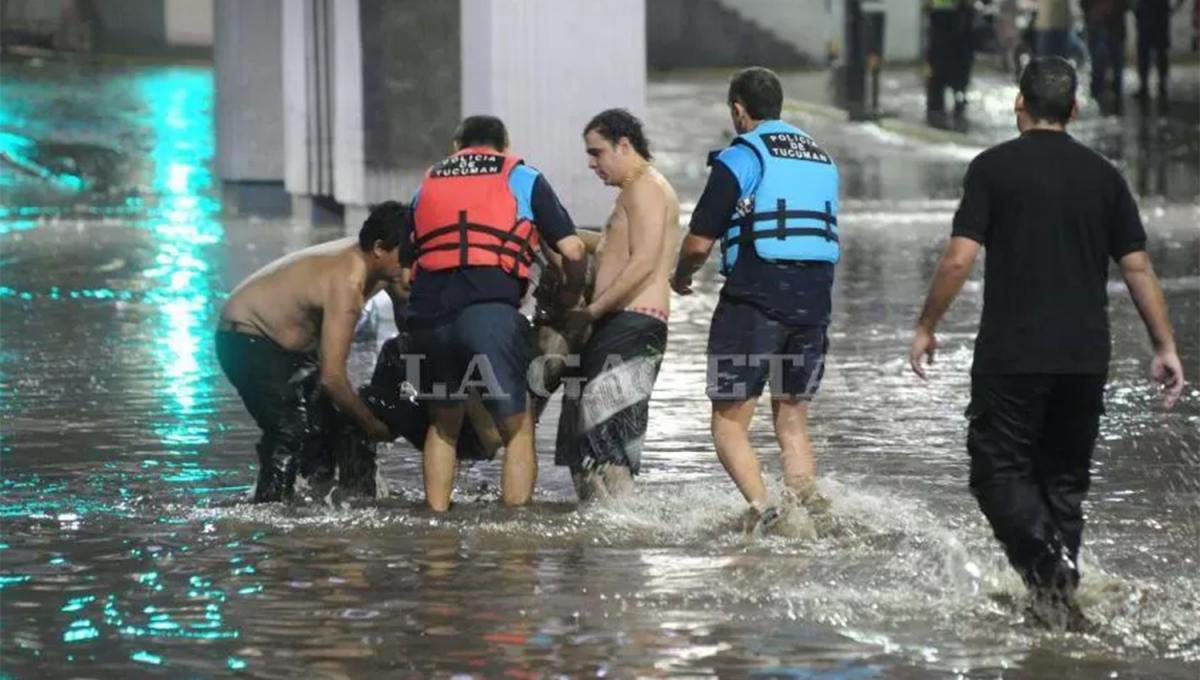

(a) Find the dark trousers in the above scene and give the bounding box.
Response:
[1087,25,1126,102]
[966,373,1106,592]
[1036,29,1072,58]
[216,331,334,502]
[1136,32,1170,96]
[926,11,974,113]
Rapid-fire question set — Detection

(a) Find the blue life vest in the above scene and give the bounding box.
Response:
[717,120,840,274]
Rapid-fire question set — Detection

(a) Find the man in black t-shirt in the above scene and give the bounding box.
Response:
[909,58,1184,631]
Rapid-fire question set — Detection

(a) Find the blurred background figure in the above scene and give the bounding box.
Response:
[1082,0,1131,113]
[1036,0,1076,56]
[995,0,1023,72]
[1134,0,1185,103]
[925,0,978,126]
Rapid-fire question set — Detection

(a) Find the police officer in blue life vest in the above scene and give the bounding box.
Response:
[401,115,588,512]
[671,67,839,532]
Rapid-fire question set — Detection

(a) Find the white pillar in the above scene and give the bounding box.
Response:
[336,0,463,233]
[271,0,647,230]
[282,0,339,223]
[165,0,213,48]
[214,0,287,214]
[461,0,646,227]
[330,0,365,210]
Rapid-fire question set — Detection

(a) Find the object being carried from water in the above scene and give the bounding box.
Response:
[321,248,597,502]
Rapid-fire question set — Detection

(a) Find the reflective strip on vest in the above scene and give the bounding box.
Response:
[719,120,840,274]
[411,148,539,279]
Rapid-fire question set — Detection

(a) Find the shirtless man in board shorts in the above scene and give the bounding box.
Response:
[559,108,680,500]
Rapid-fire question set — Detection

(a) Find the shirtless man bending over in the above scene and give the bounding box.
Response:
[216,202,405,502]
[559,108,680,499]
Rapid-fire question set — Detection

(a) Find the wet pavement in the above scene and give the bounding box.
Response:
[1,58,1198,677]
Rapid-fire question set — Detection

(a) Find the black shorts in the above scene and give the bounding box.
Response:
[407,302,532,420]
[705,298,828,402]
[555,310,667,474]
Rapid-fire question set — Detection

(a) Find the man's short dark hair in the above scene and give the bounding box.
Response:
[728,66,783,121]
[583,108,653,161]
[1019,57,1077,124]
[454,115,508,150]
[359,200,406,251]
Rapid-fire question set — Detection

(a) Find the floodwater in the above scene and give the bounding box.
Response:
[1,61,1198,678]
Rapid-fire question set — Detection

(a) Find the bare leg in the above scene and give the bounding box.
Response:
[424,404,464,512]
[497,406,536,507]
[602,463,635,498]
[712,399,767,511]
[771,398,816,498]
[465,391,504,456]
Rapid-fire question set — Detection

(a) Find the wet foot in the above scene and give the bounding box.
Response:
[741,505,783,536]
[782,484,831,515]
[572,468,611,503]
[602,464,634,498]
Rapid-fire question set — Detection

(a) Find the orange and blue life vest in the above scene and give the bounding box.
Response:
[411,147,539,280]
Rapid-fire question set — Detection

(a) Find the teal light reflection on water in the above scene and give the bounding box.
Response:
[0,575,31,589]
[131,650,164,666]
[63,619,101,643]
[62,595,96,613]
[136,68,227,497]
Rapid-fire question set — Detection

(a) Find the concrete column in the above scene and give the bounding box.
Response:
[165,0,213,48]
[272,0,645,231]
[462,0,646,227]
[214,0,288,215]
[282,0,340,224]
[331,0,462,234]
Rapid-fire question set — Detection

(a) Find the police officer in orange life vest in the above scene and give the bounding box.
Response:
[403,115,588,512]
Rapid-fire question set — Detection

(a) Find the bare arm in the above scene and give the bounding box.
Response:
[915,237,981,331]
[320,279,390,439]
[1120,250,1184,407]
[1120,251,1175,351]
[671,232,716,294]
[576,228,603,253]
[384,269,412,333]
[910,237,981,378]
[554,234,588,307]
[586,183,665,318]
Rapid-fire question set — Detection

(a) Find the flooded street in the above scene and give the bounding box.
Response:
[2,61,1198,677]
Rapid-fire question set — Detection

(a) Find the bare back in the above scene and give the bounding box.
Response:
[592,167,680,316]
[220,238,375,353]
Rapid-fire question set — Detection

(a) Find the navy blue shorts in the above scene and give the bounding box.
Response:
[705,298,828,401]
[407,303,532,420]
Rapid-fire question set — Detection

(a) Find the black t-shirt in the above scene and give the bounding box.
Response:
[690,160,834,327]
[402,171,577,325]
[952,130,1147,375]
